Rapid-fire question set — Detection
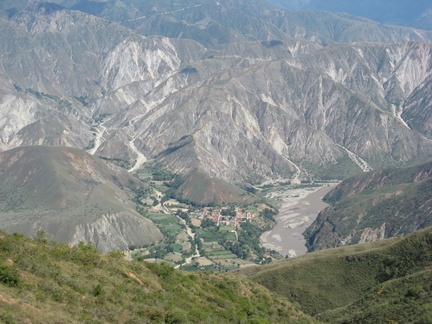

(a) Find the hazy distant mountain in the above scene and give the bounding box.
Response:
[6,0,432,47]
[266,0,432,30]
[0,146,163,252]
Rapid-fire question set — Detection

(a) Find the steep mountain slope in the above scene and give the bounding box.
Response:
[0,232,317,323]
[93,41,432,184]
[0,2,432,204]
[0,3,205,154]
[404,77,432,138]
[242,226,432,322]
[176,169,258,205]
[304,160,432,251]
[0,3,120,150]
[0,146,162,252]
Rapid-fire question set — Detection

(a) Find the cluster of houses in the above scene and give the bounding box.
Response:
[193,207,255,227]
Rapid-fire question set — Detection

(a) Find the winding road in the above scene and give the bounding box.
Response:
[161,205,201,268]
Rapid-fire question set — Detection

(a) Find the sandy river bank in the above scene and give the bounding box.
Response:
[260,184,336,257]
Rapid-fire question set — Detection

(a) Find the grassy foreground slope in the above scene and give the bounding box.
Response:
[241,227,432,322]
[0,231,316,324]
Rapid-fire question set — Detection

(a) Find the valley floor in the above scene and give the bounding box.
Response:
[260,183,336,257]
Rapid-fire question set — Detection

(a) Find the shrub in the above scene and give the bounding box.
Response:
[147,262,175,280]
[0,265,19,287]
[34,230,47,243]
[93,284,104,297]
[165,310,188,323]
[0,314,16,324]
[107,250,124,259]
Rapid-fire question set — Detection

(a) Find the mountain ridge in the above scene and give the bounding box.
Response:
[242,226,432,322]
[304,160,432,251]
[0,145,163,252]
[4,0,432,46]
[266,0,432,30]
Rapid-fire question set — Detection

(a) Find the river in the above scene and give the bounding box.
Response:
[260,184,336,257]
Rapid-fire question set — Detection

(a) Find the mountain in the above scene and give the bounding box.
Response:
[304,160,432,252]
[5,0,432,47]
[0,1,432,204]
[176,169,258,205]
[92,40,432,184]
[242,226,432,322]
[42,0,432,47]
[266,0,432,30]
[0,231,317,323]
[0,146,163,252]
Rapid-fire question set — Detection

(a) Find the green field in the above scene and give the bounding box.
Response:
[196,228,220,242]
[207,253,238,260]
[147,214,183,236]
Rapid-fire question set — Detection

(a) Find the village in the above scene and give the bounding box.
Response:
[192,206,256,228]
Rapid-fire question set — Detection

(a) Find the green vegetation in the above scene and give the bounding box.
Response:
[73,96,89,106]
[141,213,190,262]
[319,269,432,323]
[99,156,132,169]
[135,162,198,206]
[242,226,432,322]
[131,162,280,267]
[0,265,19,287]
[305,160,432,251]
[300,155,361,180]
[25,88,60,101]
[193,208,280,266]
[0,231,315,323]
[134,205,280,267]
[84,138,95,150]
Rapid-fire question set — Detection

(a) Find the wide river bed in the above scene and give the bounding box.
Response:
[260,184,336,257]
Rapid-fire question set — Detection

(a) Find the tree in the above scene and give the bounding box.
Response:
[35,230,47,243]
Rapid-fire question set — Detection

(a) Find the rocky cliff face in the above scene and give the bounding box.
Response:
[91,41,432,184]
[304,161,432,251]
[0,1,432,196]
[70,212,162,253]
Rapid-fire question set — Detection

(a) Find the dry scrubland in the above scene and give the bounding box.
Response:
[0,231,315,324]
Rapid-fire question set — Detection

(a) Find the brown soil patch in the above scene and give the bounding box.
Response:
[191,218,201,227]
[125,272,144,285]
[0,294,15,304]
[196,257,213,266]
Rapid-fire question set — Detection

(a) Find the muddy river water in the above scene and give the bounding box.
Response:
[260,184,336,257]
